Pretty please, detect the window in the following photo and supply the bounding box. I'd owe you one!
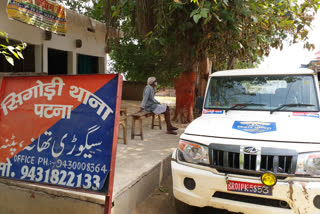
[77,54,98,74]
[48,48,68,75]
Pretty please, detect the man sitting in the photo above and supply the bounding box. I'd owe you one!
[140,77,178,135]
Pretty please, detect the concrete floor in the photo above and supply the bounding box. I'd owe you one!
[111,100,186,214]
[114,100,184,197]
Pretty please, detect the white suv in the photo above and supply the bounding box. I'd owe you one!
[172,68,320,214]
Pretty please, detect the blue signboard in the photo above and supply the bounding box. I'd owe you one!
[0,74,122,194]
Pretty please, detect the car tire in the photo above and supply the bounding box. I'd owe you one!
[174,198,196,214]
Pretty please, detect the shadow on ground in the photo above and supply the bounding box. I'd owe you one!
[132,175,240,214]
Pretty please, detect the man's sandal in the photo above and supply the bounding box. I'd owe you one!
[166,130,177,135]
[170,126,178,131]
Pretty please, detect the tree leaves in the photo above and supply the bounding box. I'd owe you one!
[190,1,211,23]
[190,8,199,17]
[105,0,320,86]
[190,0,199,6]
[0,31,26,66]
[193,14,202,23]
[200,8,209,18]
[5,56,14,66]
[186,0,320,69]
[54,0,107,22]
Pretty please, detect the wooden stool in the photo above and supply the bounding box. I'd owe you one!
[152,114,162,129]
[118,116,127,144]
[120,107,127,128]
[131,111,162,140]
[118,107,127,144]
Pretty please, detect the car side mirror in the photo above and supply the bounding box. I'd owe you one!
[195,96,204,112]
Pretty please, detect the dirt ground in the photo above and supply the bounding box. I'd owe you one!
[132,175,236,214]
[132,175,178,214]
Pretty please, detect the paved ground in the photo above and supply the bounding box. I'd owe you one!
[113,99,187,198]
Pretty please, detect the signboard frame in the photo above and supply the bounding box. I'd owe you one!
[104,74,122,214]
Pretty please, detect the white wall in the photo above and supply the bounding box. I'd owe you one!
[0,1,109,74]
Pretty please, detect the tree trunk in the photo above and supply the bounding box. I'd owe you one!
[227,55,235,70]
[173,71,196,124]
[196,57,212,97]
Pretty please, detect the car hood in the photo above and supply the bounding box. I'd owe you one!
[185,111,320,144]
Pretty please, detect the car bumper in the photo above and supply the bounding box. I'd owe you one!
[172,159,320,214]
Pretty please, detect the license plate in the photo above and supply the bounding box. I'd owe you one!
[227,180,272,196]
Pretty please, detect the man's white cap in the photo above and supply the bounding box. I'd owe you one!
[147,77,156,85]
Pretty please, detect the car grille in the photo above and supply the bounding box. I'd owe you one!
[209,144,298,176]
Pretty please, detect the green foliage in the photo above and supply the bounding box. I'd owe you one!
[109,39,183,86]
[0,31,27,66]
[190,0,199,6]
[88,0,106,22]
[109,0,320,77]
[186,0,320,70]
[107,1,183,86]
[108,27,183,86]
[54,0,106,22]
[58,0,320,84]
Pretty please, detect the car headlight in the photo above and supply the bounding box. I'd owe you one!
[296,152,320,176]
[178,140,209,165]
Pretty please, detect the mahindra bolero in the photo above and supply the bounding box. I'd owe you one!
[171,68,320,214]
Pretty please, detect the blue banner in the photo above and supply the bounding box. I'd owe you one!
[232,121,276,134]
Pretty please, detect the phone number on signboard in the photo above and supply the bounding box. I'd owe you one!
[55,159,108,174]
[20,165,101,190]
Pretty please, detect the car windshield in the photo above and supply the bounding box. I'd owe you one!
[204,75,319,112]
